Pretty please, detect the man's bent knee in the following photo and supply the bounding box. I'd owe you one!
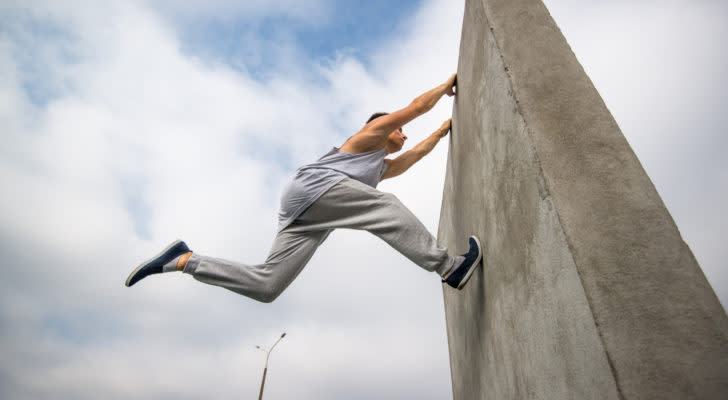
[252,282,286,303]
[251,290,280,303]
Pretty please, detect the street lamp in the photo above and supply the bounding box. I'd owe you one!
[256,332,286,400]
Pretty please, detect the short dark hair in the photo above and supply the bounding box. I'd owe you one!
[366,112,389,124]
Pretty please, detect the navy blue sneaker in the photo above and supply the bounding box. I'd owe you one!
[442,236,482,289]
[125,240,191,287]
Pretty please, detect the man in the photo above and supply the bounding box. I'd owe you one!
[125,74,482,302]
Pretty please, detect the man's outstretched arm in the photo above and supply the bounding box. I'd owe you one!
[347,74,457,153]
[381,118,452,180]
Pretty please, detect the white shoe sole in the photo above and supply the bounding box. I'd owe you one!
[457,236,483,290]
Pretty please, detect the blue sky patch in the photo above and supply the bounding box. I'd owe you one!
[1,10,82,107]
[173,0,423,81]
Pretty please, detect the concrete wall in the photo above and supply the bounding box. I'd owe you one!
[438,0,728,399]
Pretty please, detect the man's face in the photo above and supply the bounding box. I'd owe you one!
[386,127,407,152]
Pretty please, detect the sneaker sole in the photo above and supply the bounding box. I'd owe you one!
[457,236,483,290]
[125,239,183,287]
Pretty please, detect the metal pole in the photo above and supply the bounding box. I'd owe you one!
[257,333,286,400]
[258,366,267,400]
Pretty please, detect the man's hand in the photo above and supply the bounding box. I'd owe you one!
[444,74,457,97]
[436,118,452,138]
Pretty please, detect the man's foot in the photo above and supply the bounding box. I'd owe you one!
[125,240,191,287]
[442,236,482,289]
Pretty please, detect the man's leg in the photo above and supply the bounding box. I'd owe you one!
[289,178,460,277]
[182,229,331,303]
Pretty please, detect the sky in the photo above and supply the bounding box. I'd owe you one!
[0,0,726,399]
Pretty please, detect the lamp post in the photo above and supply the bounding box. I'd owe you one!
[256,332,286,400]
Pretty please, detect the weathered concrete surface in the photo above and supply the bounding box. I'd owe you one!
[438,0,728,399]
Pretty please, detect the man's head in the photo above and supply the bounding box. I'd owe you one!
[367,112,407,153]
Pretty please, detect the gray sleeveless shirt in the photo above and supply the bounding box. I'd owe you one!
[277,147,388,231]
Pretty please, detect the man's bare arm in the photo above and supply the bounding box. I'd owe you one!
[381,119,452,180]
[345,74,457,152]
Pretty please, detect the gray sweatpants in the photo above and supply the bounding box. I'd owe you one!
[184,177,456,303]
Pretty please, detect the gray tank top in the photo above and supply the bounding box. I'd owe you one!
[277,147,388,231]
